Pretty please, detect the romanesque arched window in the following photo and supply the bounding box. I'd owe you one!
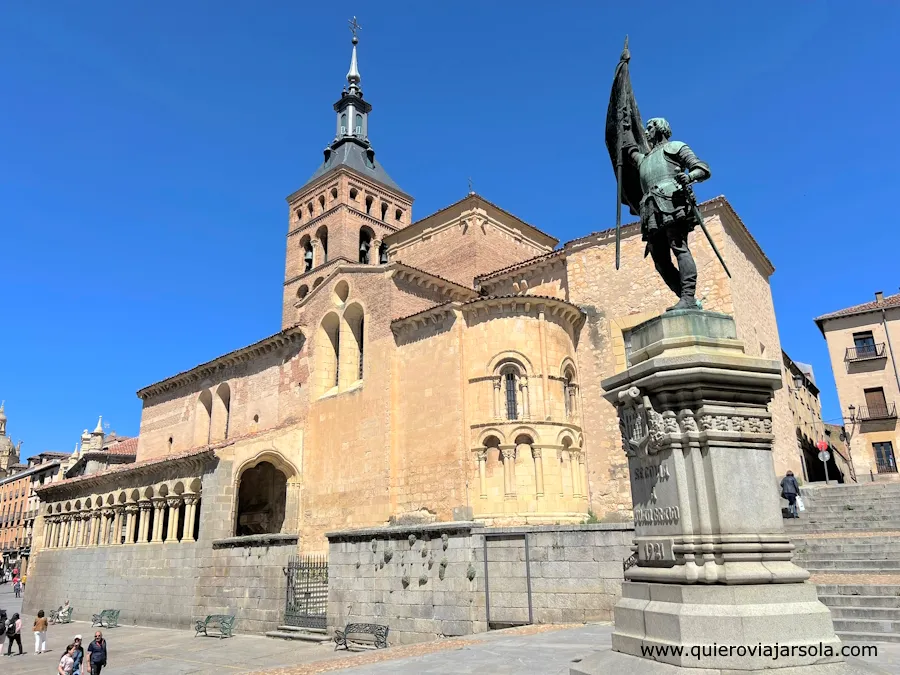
[300,235,313,272]
[380,202,388,221]
[379,241,388,264]
[236,461,287,536]
[563,364,578,421]
[315,225,328,263]
[318,195,325,212]
[365,195,374,215]
[343,303,365,384]
[359,227,373,264]
[502,365,520,420]
[195,390,212,446]
[318,313,341,394]
[211,383,231,442]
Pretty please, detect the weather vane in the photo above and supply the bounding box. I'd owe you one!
[348,16,362,40]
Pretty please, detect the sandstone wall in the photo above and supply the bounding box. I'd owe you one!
[326,522,632,646]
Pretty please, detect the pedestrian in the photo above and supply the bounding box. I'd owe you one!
[86,630,107,675]
[58,643,76,675]
[5,612,23,656]
[72,636,84,675]
[13,577,21,598]
[781,470,801,519]
[33,610,48,655]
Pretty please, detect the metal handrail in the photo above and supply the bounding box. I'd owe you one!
[845,343,887,362]
[856,402,898,421]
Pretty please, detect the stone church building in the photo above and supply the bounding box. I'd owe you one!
[26,35,798,631]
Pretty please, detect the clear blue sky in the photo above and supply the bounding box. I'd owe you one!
[2,2,898,456]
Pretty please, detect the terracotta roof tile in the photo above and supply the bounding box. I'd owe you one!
[474,249,566,284]
[815,292,900,325]
[102,437,138,456]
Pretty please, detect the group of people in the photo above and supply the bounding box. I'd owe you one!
[1,567,24,598]
[2,610,107,674]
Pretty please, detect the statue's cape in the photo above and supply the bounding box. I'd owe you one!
[605,52,649,216]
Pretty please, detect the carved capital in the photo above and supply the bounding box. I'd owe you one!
[182,493,200,506]
[166,497,182,509]
[125,504,140,515]
[531,447,542,459]
[138,500,153,512]
[475,450,487,463]
[102,507,114,518]
[151,497,166,510]
[501,447,515,461]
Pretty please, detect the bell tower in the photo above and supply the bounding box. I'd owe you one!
[281,18,413,328]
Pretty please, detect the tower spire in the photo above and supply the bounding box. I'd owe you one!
[347,16,362,93]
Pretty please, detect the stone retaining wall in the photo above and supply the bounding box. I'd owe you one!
[326,521,633,645]
[23,536,295,633]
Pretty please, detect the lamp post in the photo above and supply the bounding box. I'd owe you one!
[839,404,860,483]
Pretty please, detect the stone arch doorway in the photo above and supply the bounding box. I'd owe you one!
[234,453,300,536]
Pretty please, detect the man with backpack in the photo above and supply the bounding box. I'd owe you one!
[5,612,23,656]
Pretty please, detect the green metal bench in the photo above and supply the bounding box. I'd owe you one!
[53,606,74,624]
[91,609,120,628]
[194,614,236,638]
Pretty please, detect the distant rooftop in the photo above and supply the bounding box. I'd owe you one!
[814,291,900,333]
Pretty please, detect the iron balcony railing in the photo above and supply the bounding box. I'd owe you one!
[845,343,887,362]
[856,402,898,421]
[877,460,898,474]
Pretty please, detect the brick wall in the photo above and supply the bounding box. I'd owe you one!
[326,522,632,645]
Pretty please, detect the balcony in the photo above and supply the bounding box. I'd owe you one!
[845,343,887,362]
[856,402,898,421]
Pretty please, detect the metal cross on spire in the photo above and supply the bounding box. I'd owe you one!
[348,16,362,41]
[468,177,474,195]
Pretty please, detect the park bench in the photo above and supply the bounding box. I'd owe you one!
[333,622,389,651]
[194,614,236,638]
[91,609,120,628]
[53,606,74,624]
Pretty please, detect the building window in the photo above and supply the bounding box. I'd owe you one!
[340,113,347,135]
[874,442,897,474]
[563,366,577,420]
[236,461,287,536]
[864,387,889,417]
[355,113,362,135]
[379,242,388,264]
[301,235,313,272]
[503,368,519,420]
[359,228,372,264]
[854,331,877,357]
[365,195,373,215]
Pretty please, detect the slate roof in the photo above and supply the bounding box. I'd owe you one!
[814,292,900,327]
[301,139,405,196]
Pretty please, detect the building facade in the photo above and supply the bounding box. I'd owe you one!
[816,291,900,480]
[25,34,800,632]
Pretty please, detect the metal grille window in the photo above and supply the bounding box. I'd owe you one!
[505,370,519,420]
[875,441,897,474]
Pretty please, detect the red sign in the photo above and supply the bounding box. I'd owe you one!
[816,440,829,451]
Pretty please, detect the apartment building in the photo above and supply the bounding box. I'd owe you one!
[816,290,900,480]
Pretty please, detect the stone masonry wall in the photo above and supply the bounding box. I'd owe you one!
[327,522,632,646]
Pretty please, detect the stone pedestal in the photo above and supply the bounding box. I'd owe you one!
[575,310,863,673]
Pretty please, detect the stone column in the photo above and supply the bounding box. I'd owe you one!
[501,447,516,497]
[582,309,842,673]
[100,508,113,546]
[166,497,182,542]
[182,494,199,542]
[493,378,502,419]
[370,239,381,265]
[125,504,138,544]
[138,500,152,543]
[151,498,166,542]
[519,377,530,419]
[578,450,588,500]
[46,518,57,549]
[532,447,544,497]
[311,239,322,268]
[569,450,582,498]
[476,451,487,499]
[112,505,124,545]
[92,511,103,546]
[64,516,74,548]
[78,512,89,546]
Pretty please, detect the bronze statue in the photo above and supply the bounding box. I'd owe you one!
[606,40,728,311]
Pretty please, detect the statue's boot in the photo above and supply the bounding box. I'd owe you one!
[666,296,701,311]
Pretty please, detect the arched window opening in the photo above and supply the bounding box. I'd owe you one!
[503,366,519,420]
[307,203,314,217]
[563,366,577,420]
[295,207,303,222]
[330,187,338,200]
[297,285,309,301]
[355,113,363,135]
[365,195,373,215]
[343,304,365,384]
[340,113,347,135]
[195,390,213,446]
[167,437,173,452]
[359,228,373,264]
[379,241,388,264]
[395,209,402,222]
[318,195,325,212]
[380,202,388,221]
[313,277,324,289]
[211,383,231,442]
[301,235,313,272]
[235,461,288,536]
[349,187,358,201]
[315,226,328,263]
[318,313,341,394]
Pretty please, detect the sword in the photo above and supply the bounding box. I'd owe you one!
[683,181,731,278]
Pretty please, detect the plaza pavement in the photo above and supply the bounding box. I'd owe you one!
[4,585,900,674]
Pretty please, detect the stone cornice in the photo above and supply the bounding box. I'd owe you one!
[136,327,305,400]
[391,302,459,335]
[286,204,342,238]
[461,295,583,327]
[36,448,216,501]
[285,165,413,205]
[475,250,567,292]
[388,264,477,302]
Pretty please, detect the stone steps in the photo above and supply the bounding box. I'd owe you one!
[796,551,900,560]
[820,594,900,609]
[833,618,900,635]
[264,626,332,643]
[829,606,900,620]
[834,631,900,644]
[817,584,900,596]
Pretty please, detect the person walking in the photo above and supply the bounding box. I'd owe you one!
[58,643,76,675]
[781,470,801,519]
[72,636,84,675]
[12,577,21,598]
[86,631,107,675]
[33,610,48,655]
[5,612,23,656]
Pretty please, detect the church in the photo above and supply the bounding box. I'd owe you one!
[25,32,799,632]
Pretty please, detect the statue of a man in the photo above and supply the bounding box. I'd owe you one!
[626,118,711,311]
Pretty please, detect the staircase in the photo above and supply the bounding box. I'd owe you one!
[790,482,900,643]
[265,625,332,643]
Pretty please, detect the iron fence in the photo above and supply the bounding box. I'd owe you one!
[845,344,887,362]
[856,403,897,421]
[283,554,328,630]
